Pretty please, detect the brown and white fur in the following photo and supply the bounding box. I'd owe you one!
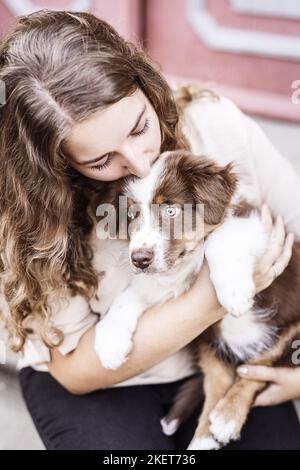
[88,150,300,449]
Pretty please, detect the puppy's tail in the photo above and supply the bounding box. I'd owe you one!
[160,374,203,436]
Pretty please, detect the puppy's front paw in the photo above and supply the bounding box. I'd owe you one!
[216,278,255,318]
[94,318,133,370]
[187,435,220,450]
[209,401,241,446]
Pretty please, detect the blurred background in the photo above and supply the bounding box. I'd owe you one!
[0,0,299,449]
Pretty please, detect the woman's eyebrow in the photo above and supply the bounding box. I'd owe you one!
[77,104,147,166]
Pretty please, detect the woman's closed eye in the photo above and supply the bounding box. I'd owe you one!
[90,153,113,171]
[90,118,150,171]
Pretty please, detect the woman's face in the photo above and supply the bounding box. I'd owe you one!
[63,87,162,181]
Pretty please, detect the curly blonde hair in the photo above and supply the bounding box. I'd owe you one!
[0,9,218,352]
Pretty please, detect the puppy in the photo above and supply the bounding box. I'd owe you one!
[88,150,300,449]
[89,149,236,368]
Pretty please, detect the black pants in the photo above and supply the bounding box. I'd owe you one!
[18,367,300,450]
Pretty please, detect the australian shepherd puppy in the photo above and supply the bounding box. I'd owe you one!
[88,149,300,450]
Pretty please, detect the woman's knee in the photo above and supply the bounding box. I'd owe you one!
[18,368,176,450]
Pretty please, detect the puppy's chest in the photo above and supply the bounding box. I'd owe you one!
[209,311,276,363]
[130,268,198,307]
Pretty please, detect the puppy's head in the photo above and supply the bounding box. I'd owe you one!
[94,150,237,274]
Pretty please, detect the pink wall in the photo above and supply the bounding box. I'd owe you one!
[145,0,300,122]
[1,0,299,121]
[0,0,142,42]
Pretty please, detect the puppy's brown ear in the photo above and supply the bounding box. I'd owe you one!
[178,153,238,225]
[193,159,237,225]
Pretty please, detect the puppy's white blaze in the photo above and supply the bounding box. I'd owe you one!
[129,198,159,246]
[160,418,179,436]
[126,156,166,206]
[130,226,161,249]
[127,158,170,272]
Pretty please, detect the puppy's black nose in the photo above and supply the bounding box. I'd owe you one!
[131,249,154,269]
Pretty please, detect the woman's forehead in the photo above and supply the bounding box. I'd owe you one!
[64,88,146,161]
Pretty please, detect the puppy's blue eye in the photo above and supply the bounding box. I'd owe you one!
[164,206,180,218]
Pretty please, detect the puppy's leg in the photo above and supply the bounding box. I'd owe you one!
[160,375,204,437]
[187,345,235,450]
[205,213,268,317]
[209,377,266,446]
[209,322,300,446]
[94,285,144,370]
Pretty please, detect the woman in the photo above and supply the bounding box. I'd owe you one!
[0,10,299,450]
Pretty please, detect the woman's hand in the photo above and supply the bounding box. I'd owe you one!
[237,365,300,406]
[253,204,295,294]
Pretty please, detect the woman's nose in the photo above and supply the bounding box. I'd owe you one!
[122,144,151,178]
[129,160,151,178]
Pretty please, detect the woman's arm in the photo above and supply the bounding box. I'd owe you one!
[48,260,225,394]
